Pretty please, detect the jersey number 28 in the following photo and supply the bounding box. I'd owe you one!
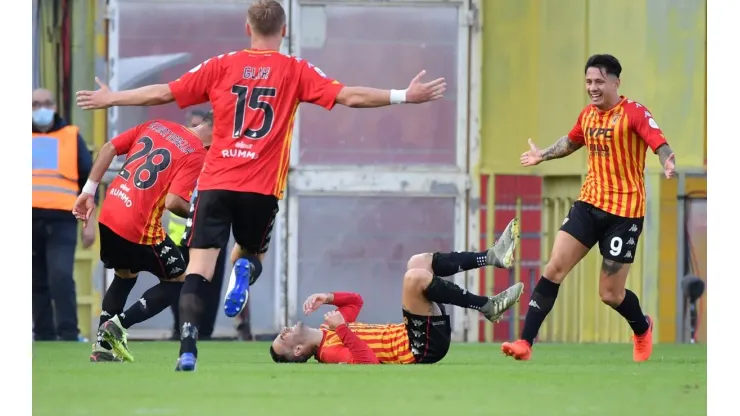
[118,136,172,189]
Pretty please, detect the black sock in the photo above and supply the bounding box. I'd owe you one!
[430,252,489,277]
[613,289,650,335]
[423,275,489,309]
[179,274,208,357]
[119,282,183,329]
[521,277,560,346]
[98,275,137,349]
[244,254,263,284]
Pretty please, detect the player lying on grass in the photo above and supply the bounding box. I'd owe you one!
[73,113,211,362]
[269,218,522,364]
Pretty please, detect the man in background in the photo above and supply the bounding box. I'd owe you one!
[185,109,208,128]
[168,109,226,341]
[32,88,97,341]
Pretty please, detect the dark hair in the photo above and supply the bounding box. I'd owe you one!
[248,0,286,36]
[201,110,214,126]
[584,54,622,78]
[269,345,311,363]
[269,345,290,363]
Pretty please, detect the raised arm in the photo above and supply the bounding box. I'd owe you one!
[102,84,174,107]
[303,292,365,323]
[77,56,218,110]
[328,292,364,323]
[319,311,380,364]
[540,136,585,161]
[76,78,174,109]
[296,60,445,110]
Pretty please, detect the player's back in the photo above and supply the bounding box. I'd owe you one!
[175,49,342,197]
[100,120,206,245]
[319,322,416,364]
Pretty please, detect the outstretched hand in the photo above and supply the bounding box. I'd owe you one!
[405,70,446,104]
[520,139,544,167]
[76,77,112,110]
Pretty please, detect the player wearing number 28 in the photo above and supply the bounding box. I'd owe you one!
[76,0,447,371]
[72,114,212,363]
[501,54,677,363]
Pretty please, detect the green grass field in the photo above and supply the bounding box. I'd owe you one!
[32,342,706,416]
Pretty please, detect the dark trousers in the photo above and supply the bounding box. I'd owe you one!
[32,218,80,341]
[170,245,226,339]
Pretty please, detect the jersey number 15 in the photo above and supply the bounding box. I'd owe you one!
[231,85,277,140]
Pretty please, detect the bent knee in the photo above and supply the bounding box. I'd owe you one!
[407,253,433,271]
[166,273,186,283]
[114,269,138,279]
[599,288,625,307]
[230,244,265,264]
[403,269,433,291]
[543,260,569,283]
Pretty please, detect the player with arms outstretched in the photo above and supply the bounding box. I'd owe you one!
[76,0,446,371]
[270,219,522,364]
[73,113,212,362]
[501,54,676,362]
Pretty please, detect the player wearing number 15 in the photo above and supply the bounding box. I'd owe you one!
[72,115,211,362]
[75,0,446,371]
[501,54,677,363]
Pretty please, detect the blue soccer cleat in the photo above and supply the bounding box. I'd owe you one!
[175,353,197,372]
[223,258,252,318]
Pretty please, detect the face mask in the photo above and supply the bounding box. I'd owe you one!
[32,107,55,126]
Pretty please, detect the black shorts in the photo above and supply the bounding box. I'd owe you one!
[99,223,186,280]
[403,306,451,364]
[185,189,278,253]
[560,200,644,264]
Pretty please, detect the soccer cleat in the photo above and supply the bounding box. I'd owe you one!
[481,282,524,323]
[487,218,520,269]
[175,353,197,372]
[99,315,134,362]
[501,339,532,361]
[223,258,252,318]
[89,343,123,363]
[632,315,654,362]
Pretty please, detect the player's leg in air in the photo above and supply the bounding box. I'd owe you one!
[407,217,523,325]
[175,191,276,371]
[501,203,593,361]
[503,201,653,362]
[402,255,524,364]
[597,220,653,362]
[91,231,187,362]
[222,242,265,318]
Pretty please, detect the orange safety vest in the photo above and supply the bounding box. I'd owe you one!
[32,125,80,211]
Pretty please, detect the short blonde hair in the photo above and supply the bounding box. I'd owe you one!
[247,0,286,37]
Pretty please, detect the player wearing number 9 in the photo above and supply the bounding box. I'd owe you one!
[502,54,677,364]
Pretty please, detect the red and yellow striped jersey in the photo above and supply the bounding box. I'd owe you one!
[317,322,416,364]
[99,120,206,245]
[568,97,668,218]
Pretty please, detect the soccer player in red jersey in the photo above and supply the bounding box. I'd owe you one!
[269,219,523,364]
[75,0,446,371]
[501,54,677,363]
[72,113,212,363]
